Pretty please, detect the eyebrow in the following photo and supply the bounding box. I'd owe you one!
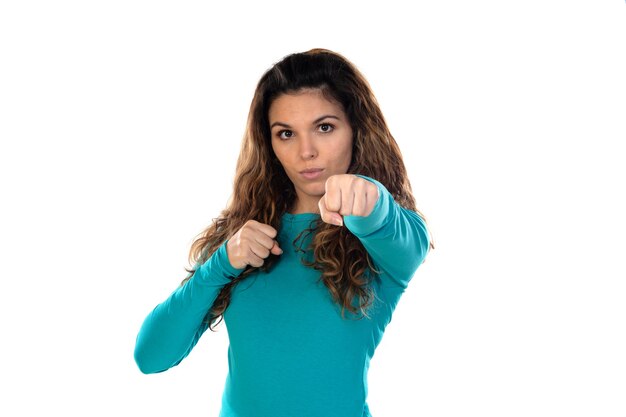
[270,114,341,130]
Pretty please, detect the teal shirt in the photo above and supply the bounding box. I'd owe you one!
[134,176,431,417]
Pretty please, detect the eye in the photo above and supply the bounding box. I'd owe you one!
[318,123,334,133]
[277,130,293,140]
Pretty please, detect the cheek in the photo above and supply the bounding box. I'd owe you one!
[271,143,286,166]
[273,148,295,174]
[276,151,292,169]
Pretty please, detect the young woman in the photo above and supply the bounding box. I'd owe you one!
[134,48,434,417]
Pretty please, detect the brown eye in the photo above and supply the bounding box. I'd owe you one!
[319,123,334,133]
[278,130,293,140]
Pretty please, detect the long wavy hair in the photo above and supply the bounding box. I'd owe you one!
[182,48,433,330]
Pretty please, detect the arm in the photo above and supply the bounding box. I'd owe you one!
[133,241,244,374]
[344,175,431,288]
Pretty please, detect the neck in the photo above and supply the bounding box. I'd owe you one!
[289,198,320,215]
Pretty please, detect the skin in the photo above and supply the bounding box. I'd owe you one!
[226,88,379,270]
[268,88,354,215]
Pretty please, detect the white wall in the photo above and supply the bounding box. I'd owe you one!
[1,1,625,416]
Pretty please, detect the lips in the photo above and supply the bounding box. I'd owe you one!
[300,168,323,174]
[299,168,324,180]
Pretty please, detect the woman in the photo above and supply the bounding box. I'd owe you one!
[134,48,433,417]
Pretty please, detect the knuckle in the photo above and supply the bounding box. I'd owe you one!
[243,219,257,230]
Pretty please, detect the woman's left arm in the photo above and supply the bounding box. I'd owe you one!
[319,174,431,288]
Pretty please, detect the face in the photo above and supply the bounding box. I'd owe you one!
[268,88,353,214]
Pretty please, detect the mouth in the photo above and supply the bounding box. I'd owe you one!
[299,168,324,180]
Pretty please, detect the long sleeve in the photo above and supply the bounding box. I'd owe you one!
[134,240,245,374]
[344,175,431,288]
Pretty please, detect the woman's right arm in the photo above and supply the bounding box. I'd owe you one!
[133,240,244,374]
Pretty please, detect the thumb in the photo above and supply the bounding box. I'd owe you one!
[270,240,283,255]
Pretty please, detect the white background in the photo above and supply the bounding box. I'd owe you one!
[1,1,625,416]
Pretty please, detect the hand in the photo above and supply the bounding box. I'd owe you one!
[318,174,379,227]
[226,220,283,269]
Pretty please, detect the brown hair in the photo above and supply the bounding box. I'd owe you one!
[182,48,433,329]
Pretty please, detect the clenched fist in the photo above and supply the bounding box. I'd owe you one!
[226,220,283,269]
[318,174,379,227]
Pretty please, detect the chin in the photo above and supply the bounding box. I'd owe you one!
[309,183,326,194]
[297,183,325,198]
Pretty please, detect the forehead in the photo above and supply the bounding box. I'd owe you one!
[268,89,345,122]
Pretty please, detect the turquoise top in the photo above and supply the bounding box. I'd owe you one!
[134,176,431,417]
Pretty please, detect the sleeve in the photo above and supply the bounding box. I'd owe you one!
[133,240,245,374]
[343,175,431,288]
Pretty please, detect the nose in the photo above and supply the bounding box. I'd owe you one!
[299,134,318,160]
